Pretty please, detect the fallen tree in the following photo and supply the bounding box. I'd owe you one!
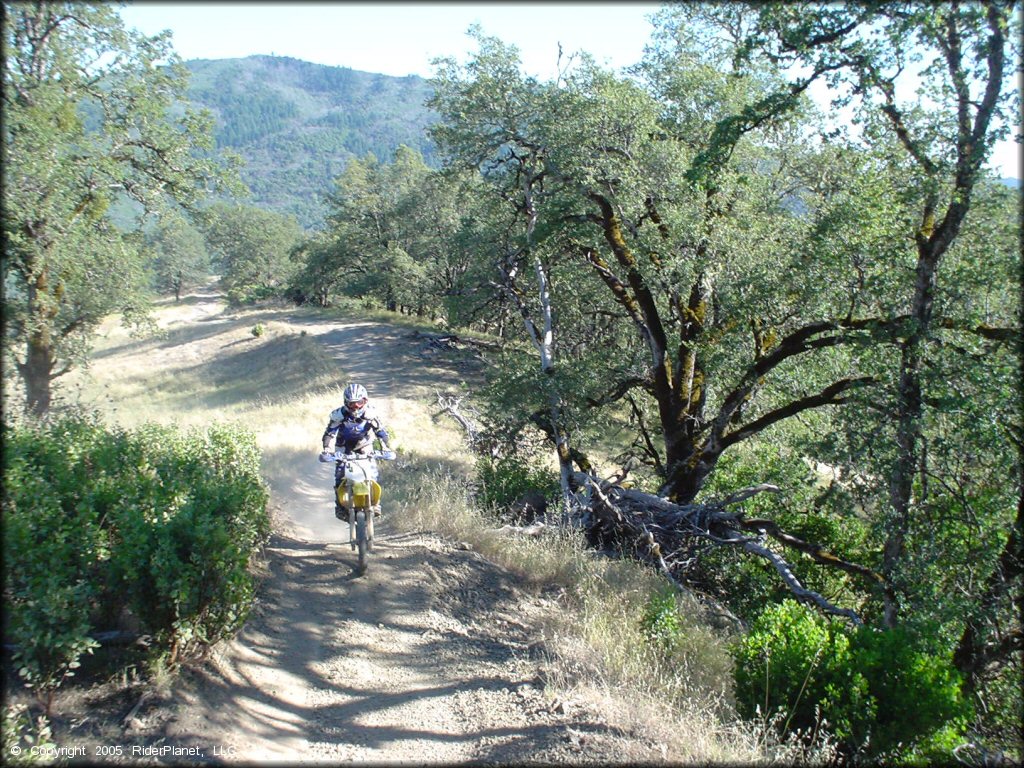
[436,392,890,625]
[573,471,896,625]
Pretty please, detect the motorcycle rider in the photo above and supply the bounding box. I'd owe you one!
[320,382,392,519]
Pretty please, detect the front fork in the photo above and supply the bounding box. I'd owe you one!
[340,487,374,549]
[348,501,356,549]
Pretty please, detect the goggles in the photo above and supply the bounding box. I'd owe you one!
[346,398,367,409]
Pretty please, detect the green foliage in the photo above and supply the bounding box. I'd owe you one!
[199,201,304,304]
[312,145,467,317]
[143,210,211,300]
[1,414,270,699]
[476,451,560,511]
[2,2,238,414]
[975,660,1024,758]
[1,703,55,765]
[695,436,874,623]
[641,589,685,652]
[251,323,266,337]
[733,600,973,762]
[287,232,343,306]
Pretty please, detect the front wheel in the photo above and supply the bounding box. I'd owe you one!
[355,510,368,572]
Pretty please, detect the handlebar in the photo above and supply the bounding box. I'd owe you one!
[319,450,396,463]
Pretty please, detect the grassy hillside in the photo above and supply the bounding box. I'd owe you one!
[185,55,438,229]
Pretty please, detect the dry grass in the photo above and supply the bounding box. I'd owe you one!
[387,461,768,763]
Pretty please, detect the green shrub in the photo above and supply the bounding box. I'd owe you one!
[476,452,560,511]
[733,600,972,762]
[2,414,270,700]
[641,588,684,652]
[2,442,101,707]
[1,703,56,765]
[227,284,278,306]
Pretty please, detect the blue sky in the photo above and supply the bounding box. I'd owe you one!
[118,2,1019,178]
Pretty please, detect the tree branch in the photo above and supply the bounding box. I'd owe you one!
[584,376,651,407]
[736,535,863,624]
[736,515,893,602]
[720,375,877,450]
[626,393,664,476]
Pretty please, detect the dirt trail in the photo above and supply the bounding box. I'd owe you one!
[72,290,655,765]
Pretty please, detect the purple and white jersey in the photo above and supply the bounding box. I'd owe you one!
[323,403,389,453]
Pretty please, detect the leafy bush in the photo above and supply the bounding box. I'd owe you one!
[732,600,972,762]
[2,414,270,701]
[1,703,55,765]
[476,452,560,512]
[641,589,685,652]
[227,284,280,306]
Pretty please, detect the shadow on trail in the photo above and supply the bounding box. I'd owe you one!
[90,305,470,411]
[150,291,224,309]
[153,436,584,761]
[159,528,576,761]
[116,290,575,760]
[90,329,333,413]
[89,317,238,361]
[292,320,471,395]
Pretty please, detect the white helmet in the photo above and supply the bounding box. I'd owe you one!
[343,382,368,417]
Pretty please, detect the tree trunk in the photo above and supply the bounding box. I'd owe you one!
[953,466,1024,695]
[24,330,55,416]
[663,449,717,505]
[877,2,1007,628]
[882,247,938,626]
[22,272,58,416]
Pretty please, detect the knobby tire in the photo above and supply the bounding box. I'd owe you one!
[356,510,368,572]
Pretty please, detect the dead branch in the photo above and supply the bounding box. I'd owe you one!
[122,691,154,728]
[737,536,862,624]
[736,516,894,607]
[413,330,500,355]
[493,521,548,536]
[574,471,878,624]
[435,391,496,457]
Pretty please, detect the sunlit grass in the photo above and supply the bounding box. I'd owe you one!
[70,308,332,416]
[387,458,766,763]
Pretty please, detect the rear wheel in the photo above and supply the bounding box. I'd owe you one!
[355,510,368,572]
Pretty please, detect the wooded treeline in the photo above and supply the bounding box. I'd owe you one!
[3,1,1020,762]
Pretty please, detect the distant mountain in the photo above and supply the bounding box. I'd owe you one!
[179,56,1021,229]
[184,55,438,229]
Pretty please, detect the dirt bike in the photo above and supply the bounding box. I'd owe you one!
[320,449,396,573]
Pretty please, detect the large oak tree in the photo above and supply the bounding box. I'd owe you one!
[2,2,235,414]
